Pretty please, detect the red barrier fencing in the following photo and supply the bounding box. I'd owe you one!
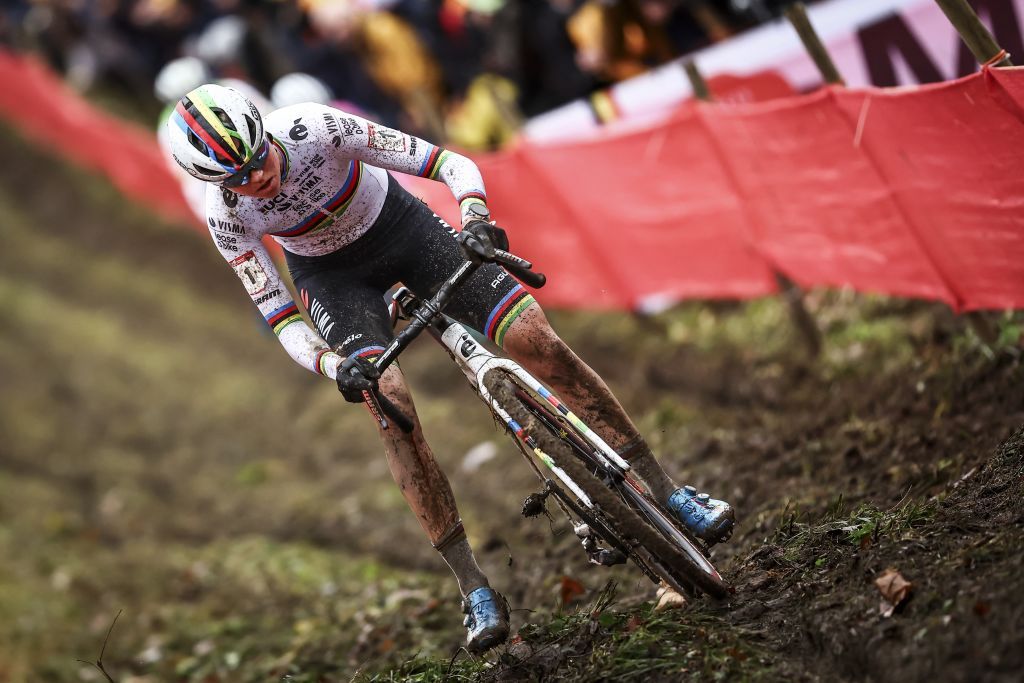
[0,51,195,227]
[2,49,1022,311]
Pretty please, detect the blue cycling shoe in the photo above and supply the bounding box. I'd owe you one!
[667,485,735,546]
[462,586,510,653]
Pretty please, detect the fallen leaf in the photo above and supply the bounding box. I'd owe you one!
[875,568,912,617]
[973,601,991,617]
[559,576,586,606]
[655,584,688,612]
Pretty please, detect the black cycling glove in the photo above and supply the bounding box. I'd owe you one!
[457,219,509,262]
[336,355,381,403]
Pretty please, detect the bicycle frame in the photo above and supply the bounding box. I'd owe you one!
[372,255,725,594]
[426,312,631,503]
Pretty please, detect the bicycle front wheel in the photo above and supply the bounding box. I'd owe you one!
[484,371,730,600]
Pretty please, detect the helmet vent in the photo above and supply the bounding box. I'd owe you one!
[212,107,237,131]
[244,115,257,146]
[187,127,233,166]
[192,164,222,177]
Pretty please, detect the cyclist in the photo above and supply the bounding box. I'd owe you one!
[165,83,734,652]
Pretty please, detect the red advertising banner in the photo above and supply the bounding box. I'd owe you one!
[1,49,1022,312]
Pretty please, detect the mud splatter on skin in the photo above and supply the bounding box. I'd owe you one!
[376,365,461,545]
[503,303,644,451]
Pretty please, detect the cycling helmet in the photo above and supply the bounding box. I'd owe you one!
[154,56,211,105]
[270,72,334,108]
[167,83,265,183]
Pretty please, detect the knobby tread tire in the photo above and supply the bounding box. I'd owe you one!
[485,372,729,600]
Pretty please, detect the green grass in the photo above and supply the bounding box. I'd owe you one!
[767,494,936,572]
[2,123,1020,682]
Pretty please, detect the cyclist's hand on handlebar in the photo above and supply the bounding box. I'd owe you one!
[457,219,509,263]
[336,355,381,403]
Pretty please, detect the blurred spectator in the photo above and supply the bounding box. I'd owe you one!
[271,71,334,108]
[2,0,798,150]
[568,0,720,83]
[487,0,598,118]
[154,54,211,105]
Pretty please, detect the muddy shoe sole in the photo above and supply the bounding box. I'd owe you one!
[467,624,509,653]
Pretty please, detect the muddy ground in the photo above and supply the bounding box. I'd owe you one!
[0,125,1021,682]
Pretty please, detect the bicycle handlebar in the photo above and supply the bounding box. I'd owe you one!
[366,250,545,433]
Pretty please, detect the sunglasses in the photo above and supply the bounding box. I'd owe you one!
[221,136,272,188]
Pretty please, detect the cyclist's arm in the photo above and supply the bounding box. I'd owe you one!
[326,107,488,224]
[210,227,343,379]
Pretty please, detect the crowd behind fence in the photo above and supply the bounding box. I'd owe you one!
[0,0,809,149]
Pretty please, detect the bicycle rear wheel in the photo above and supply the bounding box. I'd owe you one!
[484,372,730,600]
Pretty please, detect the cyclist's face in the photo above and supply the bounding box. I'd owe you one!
[225,140,282,199]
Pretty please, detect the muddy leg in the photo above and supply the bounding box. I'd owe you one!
[376,365,489,596]
[501,303,679,502]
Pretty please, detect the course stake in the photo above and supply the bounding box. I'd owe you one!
[785,3,845,85]
[934,0,1013,67]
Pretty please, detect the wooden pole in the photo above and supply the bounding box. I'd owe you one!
[683,59,822,357]
[934,0,1013,66]
[784,3,845,85]
[684,61,711,102]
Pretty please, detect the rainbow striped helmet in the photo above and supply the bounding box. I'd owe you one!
[167,83,265,183]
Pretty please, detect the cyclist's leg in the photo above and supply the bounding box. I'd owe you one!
[500,304,735,542]
[380,197,676,495]
[498,302,679,500]
[292,267,489,597]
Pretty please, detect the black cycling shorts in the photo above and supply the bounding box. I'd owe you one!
[285,174,536,362]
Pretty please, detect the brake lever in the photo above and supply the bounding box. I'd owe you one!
[493,249,546,288]
[361,389,389,429]
[364,388,415,434]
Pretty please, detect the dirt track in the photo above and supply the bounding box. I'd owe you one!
[0,125,1022,682]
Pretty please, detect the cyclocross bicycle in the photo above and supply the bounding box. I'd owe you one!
[360,250,730,600]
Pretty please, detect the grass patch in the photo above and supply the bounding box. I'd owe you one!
[766,494,936,572]
[355,582,773,682]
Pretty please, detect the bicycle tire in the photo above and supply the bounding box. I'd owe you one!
[484,372,730,600]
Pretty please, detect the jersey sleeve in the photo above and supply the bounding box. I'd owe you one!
[205,204,343,380]
[325,107,488,223]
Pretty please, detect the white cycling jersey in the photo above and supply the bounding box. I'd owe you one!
[203,102,489,380]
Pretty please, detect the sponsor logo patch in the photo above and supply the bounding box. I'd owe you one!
[323,114,342,148]
[221,187,239,208]
[230,250,269,296]
[289,118,309,141]
[301,289,336,339]
[215,233,238,252]
[340,117,363,137]
[253,288,281,306]
[208,217,245,234]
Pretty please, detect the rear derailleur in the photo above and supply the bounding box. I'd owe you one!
[573,523,626,567]
[520,485,626,567]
